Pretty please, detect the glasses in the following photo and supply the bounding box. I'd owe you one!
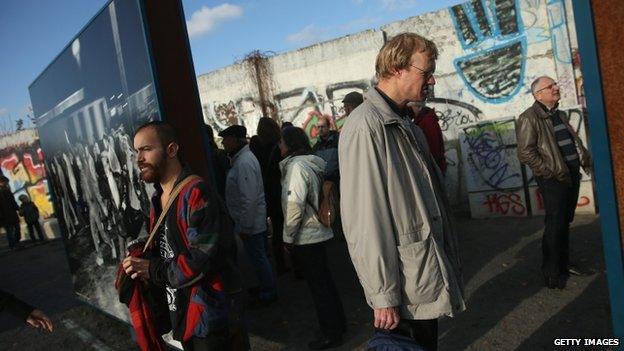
[535,82,558,93]
[316,125,329,129]
[410,64,435,79]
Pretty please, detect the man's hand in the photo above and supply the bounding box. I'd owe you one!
[26,309,53,332]
[373,306,400,330]
[238,232,250,240]
[122,256,151,280]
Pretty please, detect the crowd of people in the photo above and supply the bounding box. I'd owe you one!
[1,32,593,351]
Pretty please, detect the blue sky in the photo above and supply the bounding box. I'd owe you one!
[0,0,463,130]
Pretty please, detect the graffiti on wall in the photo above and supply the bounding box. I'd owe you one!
[469,189,528,217]
[548,0,572,64]
[450,0,527,103]
[0,137,54,218]
[429,98,484,139]
[461,118,528,218]
[425,98,484,204]
[203,79,372,141]
[460,118,523,192]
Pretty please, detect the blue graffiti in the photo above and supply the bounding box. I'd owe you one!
[463,125,521,190]
[450,0,527,104]
[547,0,572,64]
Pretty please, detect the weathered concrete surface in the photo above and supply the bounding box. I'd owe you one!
[0,214,612,350]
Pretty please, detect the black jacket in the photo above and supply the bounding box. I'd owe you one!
[0,289,34,321]
[312,131,340,182]
[19,202,40,224]
[0,188,19,226]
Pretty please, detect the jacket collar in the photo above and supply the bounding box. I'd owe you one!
[317,130,338,144]
[231,144,250,163]
[533,100,559,119]
[365,87,406,125]
[152,165,193,199]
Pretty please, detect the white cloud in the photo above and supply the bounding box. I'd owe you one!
[186,4,243,38]
[286,25,328,45]
[354,0,364,4]
[380,0,418,11]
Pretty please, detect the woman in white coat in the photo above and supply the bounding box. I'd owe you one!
[279,126,347,350]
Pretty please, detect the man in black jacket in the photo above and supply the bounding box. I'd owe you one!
[312,115,340,182]
[0,176,21,250]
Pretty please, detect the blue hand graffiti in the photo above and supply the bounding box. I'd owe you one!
[450,0,527,104]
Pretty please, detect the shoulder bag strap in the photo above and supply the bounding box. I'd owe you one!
[143,175,201,252]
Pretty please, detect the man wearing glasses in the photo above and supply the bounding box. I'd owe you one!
[517,76,592,290]
[338,33,465,351]
[313,115,340,182]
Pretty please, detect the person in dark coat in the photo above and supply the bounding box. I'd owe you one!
[204,124,230,200]
[250,117,290,275]
[19,195,45,242]
[312,115,340,182]
[0,289,53,332]
[312,115,344,240]
[0,176,21,250]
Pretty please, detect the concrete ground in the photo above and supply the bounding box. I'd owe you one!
[0,214,614,350]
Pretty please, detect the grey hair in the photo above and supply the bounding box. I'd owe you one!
[531,76,552,95]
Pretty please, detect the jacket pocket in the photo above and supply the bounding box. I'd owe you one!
[184,286,228,340]
[397,237,444,305]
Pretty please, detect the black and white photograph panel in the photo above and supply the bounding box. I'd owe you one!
[29,0,160,320]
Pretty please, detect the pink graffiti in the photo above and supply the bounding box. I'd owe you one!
[482,192,526,215]
[1,154,19,174]
[23,152,45,182]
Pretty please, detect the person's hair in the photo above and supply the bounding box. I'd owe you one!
[0,175,8,183]
[135,121,180,149]
[281,127,312,157]
[19,194,29,201]
[281,121,293,130]
[531,76,551,95]
[375,32,439,80]
[256,117,281,145]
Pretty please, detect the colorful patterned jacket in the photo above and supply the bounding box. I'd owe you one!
[147,168,239,342]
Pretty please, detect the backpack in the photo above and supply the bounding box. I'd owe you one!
[306,169,339,228]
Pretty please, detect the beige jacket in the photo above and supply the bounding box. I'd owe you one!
[517,101,591,181]
[280,154,333,245]
[338,88,465,320]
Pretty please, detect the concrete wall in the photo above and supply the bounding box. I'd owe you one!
[0,128,55,219]
[196,0,593,217]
